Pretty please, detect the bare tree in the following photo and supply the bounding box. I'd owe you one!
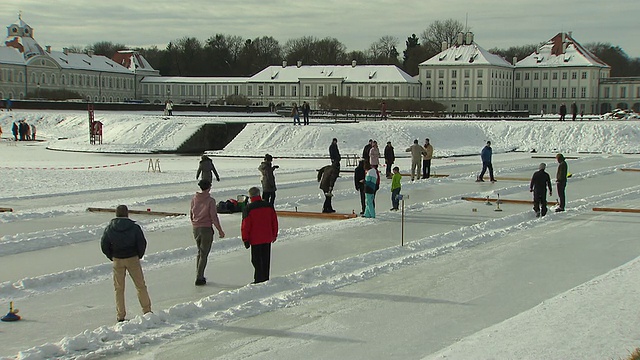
[420,19,465,55]
[368,35,400,65]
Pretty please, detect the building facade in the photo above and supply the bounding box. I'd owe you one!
[2,17,639,114]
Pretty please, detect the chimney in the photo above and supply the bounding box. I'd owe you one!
[282,60,287,68]
[513,56,518,66]
[456,32,464,46]
[465,32,474,45]
[441,41,448,52]
[88,50,94,57]
[561,33,566,53]
[45,45,51,53]
[296,60,302,68]
[351,59,357,67]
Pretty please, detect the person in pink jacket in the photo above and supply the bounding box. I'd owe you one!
[369,140,380,167]
[190,179,225,286]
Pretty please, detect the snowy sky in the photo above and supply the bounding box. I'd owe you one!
[6,0,640,57]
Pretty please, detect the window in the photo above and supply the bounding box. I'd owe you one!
[581,87,586,98]
[305,85,311,97]
[247,86,253,96]
[358,86,363,97]
[280,85,285,97]
[318,85,324,97]
[346,86,351,97]
[394,86,400,97]
[571,72,577,79]
[464,69,470,78]
[604,87,610,98]
[381,86,387,97]
[269,85,274,96]
[370,86,375,97]
[291,86,297,97]
[543,72,549,80]
[571,87,576,98]
[258,85,264,96]
[524,88,529,98]
[621,87,627,98]
[515,88,520,98]
[438,81,444,97]
[477,70,483,78]
[581,72,587,79]
[561,87,567,98]
[543,87,548,98]
[534,72,539,80]
[451,81,457,97]
[425,70,432,78]
[552,72,558,80]
[425,81,431,97]
[562,72,568,80]
[451,70,457,78]
[234,86,239,95]
[516,73,521,81]
[552,87,558,98]
[332,86,337,95]
[438,70,444,78]
[524,73,530,80]
[533,88,539,98]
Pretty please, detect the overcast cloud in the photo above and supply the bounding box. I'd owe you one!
[6,0,640,57]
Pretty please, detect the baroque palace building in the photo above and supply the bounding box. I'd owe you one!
[1,16,639,113]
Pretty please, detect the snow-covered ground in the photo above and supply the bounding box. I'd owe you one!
[1,110,640,360]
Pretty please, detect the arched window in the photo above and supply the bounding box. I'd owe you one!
[51,74,56,85]
[18,72,23,82]
[41,73,46,85]
[61,75,66,85]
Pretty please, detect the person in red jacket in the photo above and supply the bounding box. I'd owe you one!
[241,186,279,284]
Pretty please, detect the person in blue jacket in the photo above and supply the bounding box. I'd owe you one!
[477,141,496,182]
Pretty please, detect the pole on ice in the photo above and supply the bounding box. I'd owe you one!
[495,193,503,212]
[399,194,408,246]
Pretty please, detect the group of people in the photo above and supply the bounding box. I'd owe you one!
[291,101,311,125]
[100,154,279,322]
[559,102,580,121]
[529,153,568,216]
[10,120,36,141]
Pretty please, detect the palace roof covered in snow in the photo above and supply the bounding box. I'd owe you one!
[516,32,610,68]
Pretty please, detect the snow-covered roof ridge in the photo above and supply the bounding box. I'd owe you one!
[420,42,513,68]
[249,64,420,84]
[517,32,610,68]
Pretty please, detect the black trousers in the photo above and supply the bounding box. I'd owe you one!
[385,162,393,177]
[557,181,567,210]
[422,159,431,178]
[251,243,271,283]
[323,194,334,212]
[532,190,548,216]
[262,191,276,206]
[359,187,366,213]
[479,161,494,180]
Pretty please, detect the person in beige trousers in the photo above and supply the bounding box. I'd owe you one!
[406,139,426,181]
[101,205,152,322]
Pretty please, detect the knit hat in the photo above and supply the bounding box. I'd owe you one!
[539,163,546,170]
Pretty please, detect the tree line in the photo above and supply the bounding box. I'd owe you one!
[70,19,640,78]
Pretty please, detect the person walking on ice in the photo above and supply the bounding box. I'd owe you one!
[477,141,496,182]
[242,187,279,284]
[530,163,552,217]
[406,139,426,182]
[555,153,568,212]
[196,155,220,183]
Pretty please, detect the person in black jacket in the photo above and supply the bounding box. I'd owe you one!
[530,163,552,217]
[329,138,341,170]
[101,205,152,322]
[318,163,339,213]
[384,141,395,179]
[362,139,373,164]
[354,160,366,215]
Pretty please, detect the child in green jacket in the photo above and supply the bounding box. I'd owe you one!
[391,167,402,210]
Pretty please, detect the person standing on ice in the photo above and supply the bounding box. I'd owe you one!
[384,141,395,179]
[329,137,341,170]
[354,160,366,215]
[291,103,301,125]
[196,155,220,183]
[100,205,152,322]
[258,154,278,206]
[242,186,278,284]
[405,139,426,182]
[190,179,226,286]
[11,122,18,141]
[369,140,380,168]
[571,102,578,121]
[530,163,552,217]
[555,153,568,212]
[318,163,339,213]
[362,139,373,164]
[559,103,567,121]
[363,162,380,218]
[302,101,311,125]
[390,166,402,211]
[422,138,434,179]
[477,141,496,182]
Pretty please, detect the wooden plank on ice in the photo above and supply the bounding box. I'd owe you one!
[461,197,558,206]
[277,210,357,220]
[87,207,186,217]
[592,207,640,213]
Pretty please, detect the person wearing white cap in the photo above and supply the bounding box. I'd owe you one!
[530,163,552,217]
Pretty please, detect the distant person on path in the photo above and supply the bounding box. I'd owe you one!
[5,98,12,111]
[318,163,339,213]
[364,162,380,218]
[100,205,152,322]
[190,179,226,286]
[559,103,567,121]
[12,122,18,140]
[31,124,36,141]
[18,121,26,141]
[354,160,366,215]
[422,138,434,179]
[242,186,279,284]
[258,154,278,206]
[291,104,301,125]
[384,141,395,179]
[477,141,496,182]
[390,166,402,211]
[369,140,380,168]
[555,153,568,212]
[329,138,341,170]
[196,155,220,183]
[380,101,388,120]
[302,101,311,125]
[530,163,552,217]
[165,100,173,116]
[571,102,578,121]
[24,123,31,141]
[406,139,426,181]
[362,139,373,163]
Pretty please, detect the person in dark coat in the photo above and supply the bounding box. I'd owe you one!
[196,155,220,183]
[101,205,152,322]
[384,141,395,179]
[258,154,278,206]
[530,163,552,217]
[329,138,341,170]
[477,141,495,182]
[11,122,18,141]
[362,139,373,163]
[241,187,278,284]
[559,103,567,121]
[571,102,578,121]
[318,163,339,213]
[354,160,366,215]
[555,153,568,212]
[302,101,311,125]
